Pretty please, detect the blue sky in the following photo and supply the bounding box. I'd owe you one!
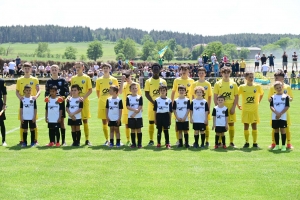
[1,0,299,36]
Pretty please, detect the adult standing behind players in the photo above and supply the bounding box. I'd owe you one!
[15,56,21,67]
[292,52,298,71]
[8,60,16,78]
[260,54,267,67]
[282,51,288,71]
[203,53,209,64]
[254,52,261,72]
[198,56,203,67]
[0,77,7,146]
[267,53,275,72]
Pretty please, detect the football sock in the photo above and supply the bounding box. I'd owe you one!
[149,124,154,141]
[116,139,120,144]
[137,133,142,146]
[252,130,257,144]
[103,124,109,140]
[30,130,35,144]
[61,128,66,144]
[194,134,199,144]
[0,121,6,142]
[76,131,81,145]
[55,128,60,143]
[34,127,38,141]
[23,132,28,143]
[205,125,209,143]
[83,123,89,140]
[229,126,234,143]
[274,132,279,145]
[71,132,76,143]
[201,134,205,146]
[163,129,169,144]
[271,129,275,144]
[20,128,23,142]
[125,127,130,142]
[176,131,179,140]
[50,129,55,143]
[222,136,226,146]
[281,134,286,146]
[157,127,162,144]
[286,126,291,145]
[215,135,218,145]
[184,133,189,145]
[244,130,250,143]
[110,139,114,145]
[179,139,183,146]
[131,133,136,145]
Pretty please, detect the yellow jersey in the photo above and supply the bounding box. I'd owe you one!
[172,77,195,100]
[144,77,167,103]
[96,76,119,109]
[70,74,92,97]
[238,84,264,112]
[240,61,246,69]
[268,83,293,99]
[122,81,142,114]
[191,80,212,102]
[213,79,238,104]
[16,76,39,96]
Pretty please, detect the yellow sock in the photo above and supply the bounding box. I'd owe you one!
[149,124,154,141]
[218,134,222,143]
[176,131,179,140]
[252,130,257,144]
[271,129,275,144]
[84,123,89,140]
[103,124,108,140]
[35,127,38,141]
[244,130,250,143]
[205,125,209,143]
[229,126,234,143]
[286,126,291,145]
[20,128,23,141]
[125,128,130,142]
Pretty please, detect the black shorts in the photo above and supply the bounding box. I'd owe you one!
[193,123,206,131]
[48,123,61,129]
[235,67,239,72]
[240,68,245,72]
[215,126,227,133]
[176,121,189,131]
[9,69,15,75]
[272,120,287,129]
[269,62,274,66]
[128,118,143,129]
[68,119,82,126]
[255,62,259,67]
[108,121,121,127]
[156,113,170,129]
[21,120,36,129]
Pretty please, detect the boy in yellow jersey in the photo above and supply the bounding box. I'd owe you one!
[268,69,293,149]
[191,67,212,146]
[119,71,141,146]
[237,71,264,148]
[213,66,238,147]
[240,58,246,77]
[96,63,119,145]
[171,65,194,145]
[16,62,40,146]
[145,63,167,146]
[70,62,93,146]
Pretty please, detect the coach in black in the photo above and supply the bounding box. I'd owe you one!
[0,78,7,146]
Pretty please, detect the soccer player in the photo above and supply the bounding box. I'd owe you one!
[173,85,190,148]
[190,86,209,148]
[119,71,141,146]
[20,85,37,147]
[171,65,194,144]
[96,63,119,145]
[213,66,238,147]
[270,81,290,151]
[268,69,293,149]
[191,67,212,146]
[16,62,40,145]
[45,86,63,147]
[240,58,246,77]
[238,71,264,148]
[66,84,83,146]
[45,65,69,146]
[126,83,143,148]
[153,85,172,149]
[0,77,7,146]
[212,95,228,149]
[106,85,123,148]
[70,62,92,146]
[144,63,167,146]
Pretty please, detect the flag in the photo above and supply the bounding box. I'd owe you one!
[158,45,168,58]
[125,59,134,69]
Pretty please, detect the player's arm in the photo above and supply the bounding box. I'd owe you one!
[45,81,50,97]
[172,100,179,120]
[105,99,110,121]
[118,100,123,123]
[205,102,209,124]
[183,100,190,121]
[212,108,216,130]
[145,91,154,105]
[16,89,23,101]
[137,97,143,113]
[281,97,290,115]
[169,101,172,125]
[34,83,41,100]
[189,101,193,123]
[118,76,125,94]
[63,80,70,98]
[225,109,229,130]
[45,103,48,122]
[153,100,157,124]
[73,102,83,115]
[58,110,62,123]
[32,101,37,123]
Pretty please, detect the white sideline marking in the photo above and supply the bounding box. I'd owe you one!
[6,117,45,135]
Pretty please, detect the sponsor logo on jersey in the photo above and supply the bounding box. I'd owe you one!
[246,97,254,104]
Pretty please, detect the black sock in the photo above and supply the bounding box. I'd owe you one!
[157,127,162,144]
[215,135,218,145]
[48,129,51,142]
[61,128,66,144]
[222,136,226,146]
[184,134,189,145]
[179,139,183,145]
[131,133,136,145]
[137,133,142,146]
[55,128,60,143]
[110,139,114,145]
[281,134,286,145]
[201,134,205,146]
[50,129,55,143]
[23,132,28,143]
[163,130,169,144]
[77,131,81,145]
[117,139,120,144]
[71,132,76,143]
[30,130,35,144]
[274,132,280,145]
[194,134,199,144]
[0,121,6,142]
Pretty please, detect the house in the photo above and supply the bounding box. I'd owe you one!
[236,47,261,59]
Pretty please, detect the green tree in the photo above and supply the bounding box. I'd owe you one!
[64,46,77,60]
[191,45,205,60]
[261,44,282,55]
[175,45,183,57]
[116,53,125,61]
[164,49,174,62]
[274,37,290,51]
[168,39,177,51]
[203,41,223,60]
[123,38,136,59]
[182,48,191,59]
[222,43,238,60]
[141,34,154,44]
[35,42,50,57]
[141,40,155,61]
[239,48,250,59]
[114,39,125,54]
[0,46,5,55]
[87,40,103,61]
[80,54,87,61]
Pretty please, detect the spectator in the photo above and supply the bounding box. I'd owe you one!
[174,63,179,71]
[166,69,171,78]
[118,58,122,71]
[38,63,45,77]
[204,63,210,77]
[211,53,217,64]
[254,52,261,72]
[222,55,229,65]
[16,64,22,76]
[203,53,209,64]
[240,58,246,77]
[267,53,275,72]
[94,62,99,71]
[292,52,298,71]
[15,55,21,66]
[198,56,203,66]
[139,70,144,89]
[143,68,149,80]
[45,63,51,77]
[8,59,16,78]
[32,64,37,77]
[213,61,219,77]
[282,51,288,71]
[261,62,269,76]
[2,63,8,78]
[148,69,153,78]
[60,70,67,80]
[235,60,240,77]
[231,60,235,76]
[261,53,267,66]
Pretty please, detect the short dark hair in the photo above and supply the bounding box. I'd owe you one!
[217,95,225,100]
[194,86,205,97]
[151,63,161,70]
[122,71,131,78]
[220,66,232,74]
[198,67,207,73]
[274,69,284,77]
[178,85,186,91]
[71,84,81,91]
[244,71,254,77]
[49,85,58,91]
[129,82,138,90]
[23,85,31,90]
[23,62,32,68]
[159,85,168,91]
[110,85,119,93]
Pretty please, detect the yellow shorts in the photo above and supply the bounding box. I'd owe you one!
[18,108,39,120]
[148,104,155,121]
[225,103,236,123]
[241,110,259,124]
[81,99,91,119]
[122,114,128,124]
[98,109,106,119]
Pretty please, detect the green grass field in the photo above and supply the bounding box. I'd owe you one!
[0,87,300,199]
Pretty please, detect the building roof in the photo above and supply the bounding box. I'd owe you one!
[236,47,261,51]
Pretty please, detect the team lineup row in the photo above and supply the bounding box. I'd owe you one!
[0,62,293,151]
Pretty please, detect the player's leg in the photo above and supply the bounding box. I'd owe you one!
[148,105,155,145]
[137,127,142,148]
[280,127,286,152]
[163,128,170,148]
[157,125,162,147]
[102,119,109,145]
[200,131,206,148]
[221,133,226,148]
[251,123,258,148]
[116,126,121,147]
[109,125,114,147]
[193,130,199,148]
[76,125,81,146]
[30,121,36,147]
[82,100,91,146]
[60,103,66,146]
[214,133,220,149]
[178,129,183,147]
[243,123,250,148]
[0,119,6,146]
[205,116,210,146]
[122,115,130,145]
[184,130,189,148]
[71,126,76,146]
[130,127,137,148]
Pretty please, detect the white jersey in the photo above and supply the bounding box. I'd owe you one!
[173,97,190,122]
[190,99,209,123]
[212,105,228,126]
[8,62,16,70]
[66,97,83,119]
[20,97,36,120]
[106,97,123,121]
[46,98,63,123]
[126,95,143,118]
[270,94,290,120]
[255,54,261,62]
[153,97,172,113]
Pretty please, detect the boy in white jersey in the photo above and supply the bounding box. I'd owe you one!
[173,85,190,148]
[190,86,209,148]
[45,86,63,147]
[20,85,37,147]
[66,84,83,146]
[212,95,229,149]
[106,85,123,148]
[153,85,172,149]
[126,83,143,148]
[270,81,290,151]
